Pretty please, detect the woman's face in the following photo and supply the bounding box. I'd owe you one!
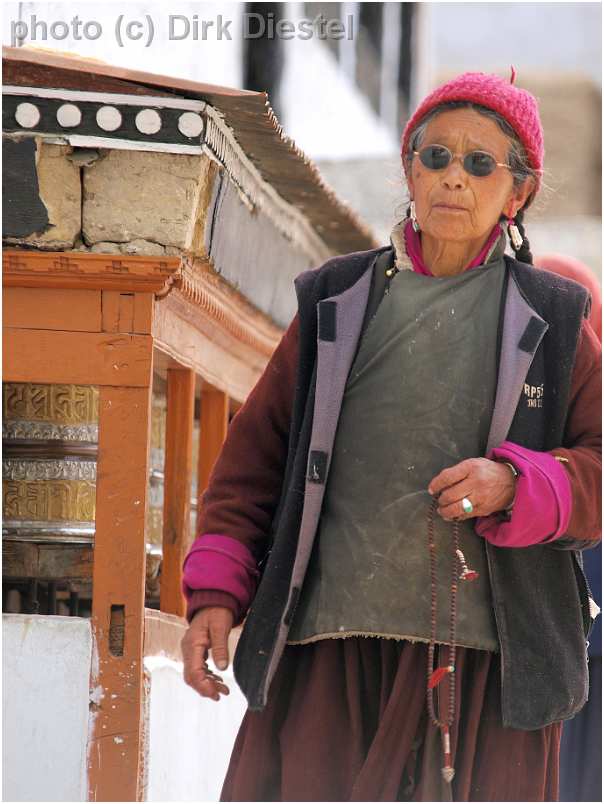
[407,108,534,243]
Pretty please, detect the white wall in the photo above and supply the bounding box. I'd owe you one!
[2,1,244,88]
[278,3,399,159]
[3,614,92,802]
[425,2,602,86]
[144,655,247,801]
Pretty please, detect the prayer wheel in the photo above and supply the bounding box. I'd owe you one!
[146,391,165,598]
[2,382,98,546]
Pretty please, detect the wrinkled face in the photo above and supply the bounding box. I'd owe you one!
[407,108,533,244]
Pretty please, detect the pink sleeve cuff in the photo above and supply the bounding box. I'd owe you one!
[181,534,259,622]
[475,441,572,548]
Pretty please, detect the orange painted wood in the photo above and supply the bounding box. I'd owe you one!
[153,296,266,404]
[3,249,180,293]
[195,387,229,540]
[3,286,103,331]
[133,293,153,335]
[88,385,152,802]
[4,328,153,387]
[160,368,196,616]
[102,291,137,333]
[101,291,121,332]
[118,294,135,332]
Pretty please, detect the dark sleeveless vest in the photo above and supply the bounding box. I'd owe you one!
[233,247,594,730]
[287,260,505,651]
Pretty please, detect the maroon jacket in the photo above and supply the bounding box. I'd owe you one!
[185,289,601,624]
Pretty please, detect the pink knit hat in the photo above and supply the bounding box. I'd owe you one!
[401,70,544,198]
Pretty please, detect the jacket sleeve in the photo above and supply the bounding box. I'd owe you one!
[475,441,572,547]
[475,318,601,550]
[181,313,299,624]
[548,316,602,550]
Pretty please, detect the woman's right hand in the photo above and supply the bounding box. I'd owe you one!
[181,606,234,701]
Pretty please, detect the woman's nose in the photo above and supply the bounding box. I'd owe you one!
[441,161,466,190]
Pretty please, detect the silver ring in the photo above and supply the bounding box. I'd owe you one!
[461,497,473,514]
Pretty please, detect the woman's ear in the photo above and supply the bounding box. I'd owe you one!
[504,176,536,218]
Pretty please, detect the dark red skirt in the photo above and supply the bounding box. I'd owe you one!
[221,637,562,801]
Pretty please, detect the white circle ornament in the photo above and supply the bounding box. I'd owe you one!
[96,105,122,132]
[56,103,82,128]
[178,112,204,138]
[135,109,162,135]
[15,102,40,128]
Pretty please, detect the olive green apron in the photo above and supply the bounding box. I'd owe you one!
[287,258,506,652]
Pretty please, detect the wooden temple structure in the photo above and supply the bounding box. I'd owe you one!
[2,46,377,800]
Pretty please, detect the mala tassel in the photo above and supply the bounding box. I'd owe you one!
[441,725,455,783]
[456,548,479,582]
[428,664,454,689]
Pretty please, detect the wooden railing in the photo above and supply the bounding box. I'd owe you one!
[3,248,277,800]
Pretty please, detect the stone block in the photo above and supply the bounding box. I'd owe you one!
[82,150,213,251]
[89,241,122,255]
[119,239,166,256]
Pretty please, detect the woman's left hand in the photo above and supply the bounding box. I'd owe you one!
[428,458,516,521]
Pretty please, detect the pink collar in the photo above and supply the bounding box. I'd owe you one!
[403,219,504,276]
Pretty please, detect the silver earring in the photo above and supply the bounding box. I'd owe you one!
[507,217,523,251]
[410,200,420,232]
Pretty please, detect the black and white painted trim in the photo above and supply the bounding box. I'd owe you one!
[3,85,206,154]
[3,85,332,264]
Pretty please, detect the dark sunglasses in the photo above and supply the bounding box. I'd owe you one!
[414,144,510,178]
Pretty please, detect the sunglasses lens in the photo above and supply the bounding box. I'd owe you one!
[419,145,451,170]
[464,151,497,177]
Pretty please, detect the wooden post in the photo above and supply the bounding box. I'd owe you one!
[197,386,230,514]
[160,368,196,616]
[88,383,152,802]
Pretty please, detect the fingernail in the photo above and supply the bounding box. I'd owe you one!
[217,660,227,671]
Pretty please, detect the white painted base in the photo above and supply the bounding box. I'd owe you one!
[144,655,247,802]
[2,614,92,802]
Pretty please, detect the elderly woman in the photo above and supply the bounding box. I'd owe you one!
[181,72,601,801]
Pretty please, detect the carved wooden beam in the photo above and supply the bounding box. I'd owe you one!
[153,255,284,401]
[2,249,181,293]
[177,254,282,358]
